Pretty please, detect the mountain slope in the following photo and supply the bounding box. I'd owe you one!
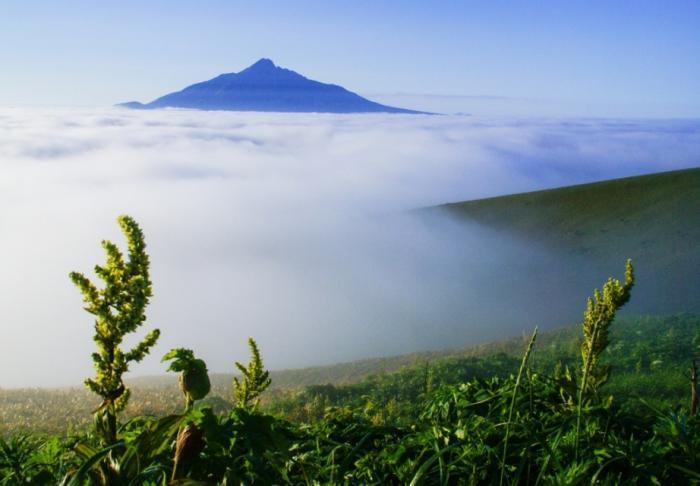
[119,58,424,113]
[435,167,700,314]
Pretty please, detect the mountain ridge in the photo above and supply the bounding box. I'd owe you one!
[433,166,700,316]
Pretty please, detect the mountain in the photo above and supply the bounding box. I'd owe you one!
[118,58,425,113]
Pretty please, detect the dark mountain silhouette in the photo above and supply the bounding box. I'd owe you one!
[118,59,425,114]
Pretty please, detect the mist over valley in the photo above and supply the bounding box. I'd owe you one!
[1,107,698,387]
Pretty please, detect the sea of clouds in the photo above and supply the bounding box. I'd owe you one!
[0,107,699,387]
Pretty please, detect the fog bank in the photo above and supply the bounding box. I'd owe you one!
[0,107,698,386]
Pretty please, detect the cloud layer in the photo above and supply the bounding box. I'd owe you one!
[0,107,698,387]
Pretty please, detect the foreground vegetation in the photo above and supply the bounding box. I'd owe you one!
[3,314,695,436]
[1,216,699,484]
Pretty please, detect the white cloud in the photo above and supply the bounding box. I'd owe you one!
[0,107,698,386]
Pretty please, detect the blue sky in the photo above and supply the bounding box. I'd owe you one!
[0,1,699,116]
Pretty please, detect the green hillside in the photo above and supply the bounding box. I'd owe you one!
[435,167,700,314]
[268,313,700,422]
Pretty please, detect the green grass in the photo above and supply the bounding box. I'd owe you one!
[439,167,700,247]
[5,313,693,435]
[266,314,700,421]
[435,167,700,313]
[3,314,699,483]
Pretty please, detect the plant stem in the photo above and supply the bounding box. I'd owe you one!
[575,315,603,461]
[500,326,538,486]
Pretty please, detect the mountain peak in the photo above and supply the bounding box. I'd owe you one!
[250,58,276,69]
[241,58,278,74]
[118,59,428,114]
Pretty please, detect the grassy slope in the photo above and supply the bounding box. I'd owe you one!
[438,167,700,312]
[266,313,700,423]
